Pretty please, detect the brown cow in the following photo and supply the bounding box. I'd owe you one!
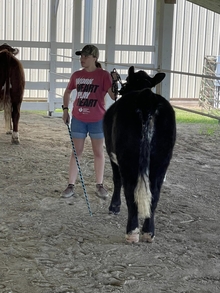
[0,43,25,144]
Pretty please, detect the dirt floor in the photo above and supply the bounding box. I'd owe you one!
[0,111,220,293]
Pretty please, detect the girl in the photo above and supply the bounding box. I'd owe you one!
[61,44,116,199]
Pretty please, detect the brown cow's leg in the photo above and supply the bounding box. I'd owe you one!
[4,100,12,134]
[11,102,21,144]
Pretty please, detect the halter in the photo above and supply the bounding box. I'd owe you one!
[111,68,123,101]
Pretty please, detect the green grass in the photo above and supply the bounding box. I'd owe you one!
[174,108,220,136]
[21,110,47,115]
[21,109,64,116]
[199,126,217,136]
[174,109,219,124]
[21,108,220,126]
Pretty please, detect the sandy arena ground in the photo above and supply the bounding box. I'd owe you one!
[0,111,220,293]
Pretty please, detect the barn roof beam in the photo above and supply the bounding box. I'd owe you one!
[187,0,220,15]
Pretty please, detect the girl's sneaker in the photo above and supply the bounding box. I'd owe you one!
[61,184,75,198]
[95,184,108,199]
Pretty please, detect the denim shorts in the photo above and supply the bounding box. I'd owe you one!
[70,116,104,139]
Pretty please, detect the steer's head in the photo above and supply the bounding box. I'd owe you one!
[0,43,19,55]
[119,66,165,95]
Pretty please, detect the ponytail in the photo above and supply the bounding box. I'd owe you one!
[95,61,102,69]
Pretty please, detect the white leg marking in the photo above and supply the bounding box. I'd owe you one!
[125,228,140,243]
[11,131,20,144]
[142,233,155,243]
[110,152,119,165]
[163,173,167,182]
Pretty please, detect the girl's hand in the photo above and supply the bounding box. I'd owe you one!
[62,110,70,125]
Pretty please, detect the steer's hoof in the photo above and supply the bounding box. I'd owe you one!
[109,204,120,215]
[142,232,155,243]
[6,130,12,134]
[11,132,20,144]
[109,210,120,215]
[125,228,140,243]
[11,138,20,145]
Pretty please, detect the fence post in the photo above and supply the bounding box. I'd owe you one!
[48,0,57,116]
[155,0,175,100]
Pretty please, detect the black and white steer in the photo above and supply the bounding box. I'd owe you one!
[103,66,176,243]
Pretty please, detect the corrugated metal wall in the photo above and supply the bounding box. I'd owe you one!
[114,0,155,76]
[55,0,74,99]
[81,0,156,77]
[0,0,51,99]
[171,1,220,99]
[0,0,220,103]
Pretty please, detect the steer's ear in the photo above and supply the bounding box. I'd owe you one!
[13,48,19,55]
[128,66,135,77]
[152,73,166,87]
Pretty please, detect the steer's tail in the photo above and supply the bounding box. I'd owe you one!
[134,113,154,218]
[135,174,151,218]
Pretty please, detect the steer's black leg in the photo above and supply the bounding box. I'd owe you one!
[10,101,21,144]
[109,161,122,215]
[117,150,140,242]
[123,182,139,242]
[124,184,139,233]
[142,205,157,240]
[142,163,167,240]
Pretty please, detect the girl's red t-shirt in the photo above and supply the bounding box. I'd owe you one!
[67,68,112,122]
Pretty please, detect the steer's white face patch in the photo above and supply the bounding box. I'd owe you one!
[110,152,118,165]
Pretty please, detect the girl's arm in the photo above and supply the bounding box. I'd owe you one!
[62,88,72,124]
[63,88,72,108]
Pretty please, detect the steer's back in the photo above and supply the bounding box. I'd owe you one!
[103,88,176,179]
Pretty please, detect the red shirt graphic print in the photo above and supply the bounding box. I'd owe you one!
[68,68,112,122]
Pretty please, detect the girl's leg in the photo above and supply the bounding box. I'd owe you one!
[68,137,85,184]
[91,137,108,199]
[61,137,85,198]
[91,138,105,184]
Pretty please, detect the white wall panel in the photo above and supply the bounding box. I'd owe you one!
[0,0,220,109]
[0,0,52,102]
[171,1,220,99]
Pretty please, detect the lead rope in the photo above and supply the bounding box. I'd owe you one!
[66,123,92,216]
